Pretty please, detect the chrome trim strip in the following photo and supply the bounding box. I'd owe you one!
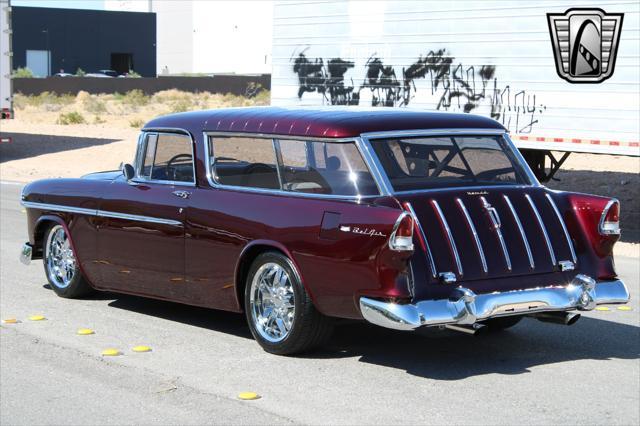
[21,201,98,216]
[356,136,393,196]
[404,202,437,278]
[545,193,578,264]
[135,128,197,186]
[456,198,487,274]
[203,133,383,201]
[21,201,182,227]
[525,194,557,266]
[431,199,463,276]
[203,131,358,143]
[599,198,621,235]
[360,128,508,139]
[480,196,512,271]
[359,276,629,331]
[96,210,182,226]
[503,195,535,269]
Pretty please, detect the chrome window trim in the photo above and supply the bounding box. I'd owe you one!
[545,193,578,263]
[134,128,197,187]
[503,195,535,269]
[456,198,488,274]
[525,194,557,266]
[21,201,182,227]
[360,129,541,195]
[431,199,463,277]
[203,132,383,201]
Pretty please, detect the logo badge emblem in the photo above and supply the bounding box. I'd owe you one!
[547,8,623,83]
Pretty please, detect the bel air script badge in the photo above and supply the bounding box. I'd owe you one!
[339,226,386,238]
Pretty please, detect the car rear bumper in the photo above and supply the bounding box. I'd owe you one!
[359,274,630,331]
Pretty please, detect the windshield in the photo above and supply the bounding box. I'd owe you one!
[370,135,531,192]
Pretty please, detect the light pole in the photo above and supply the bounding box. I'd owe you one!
[42,29,50,77]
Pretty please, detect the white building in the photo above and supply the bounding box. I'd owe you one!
[105,0,273,75]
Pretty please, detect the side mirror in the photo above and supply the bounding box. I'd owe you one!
[122,163,135,182]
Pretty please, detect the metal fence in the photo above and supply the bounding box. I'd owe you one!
[13,75,271,96]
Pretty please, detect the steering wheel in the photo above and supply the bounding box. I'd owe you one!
[166,153,193,181]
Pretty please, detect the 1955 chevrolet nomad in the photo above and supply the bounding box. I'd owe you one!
[20,107,630,354]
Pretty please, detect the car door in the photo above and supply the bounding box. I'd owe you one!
[95,131,194,298]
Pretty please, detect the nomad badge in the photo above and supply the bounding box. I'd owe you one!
[547,8,623,83]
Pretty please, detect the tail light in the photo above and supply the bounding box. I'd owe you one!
[389,212,414,251]
[599,199,620,235]
[567,193,620,260]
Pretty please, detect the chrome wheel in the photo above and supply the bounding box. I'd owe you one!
[45,225,76,289]
[249,262,296,343]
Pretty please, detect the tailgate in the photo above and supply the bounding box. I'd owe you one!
[398,186,577,286]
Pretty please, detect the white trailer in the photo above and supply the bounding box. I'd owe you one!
[0,0,12,122]
[272,1,640,181]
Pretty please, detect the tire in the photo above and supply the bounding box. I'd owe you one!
[42,224,94,298]
[481,315,523,331]
[244,251,333,355]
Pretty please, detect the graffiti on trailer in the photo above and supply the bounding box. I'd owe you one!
[291,48,546,134]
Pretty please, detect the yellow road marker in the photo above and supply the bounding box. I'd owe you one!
[132,345,152,353]
[101,348,121,356]
[617,306,632,311]
[595,306,610,311]
[77,328,95,335]
[238,392,261,400]
[2,318,18,324]
[28,315,46,321]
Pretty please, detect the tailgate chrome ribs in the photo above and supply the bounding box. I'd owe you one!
[545,193,578,264]
[503,195,535,269]
[431,199,463,277]
[525,193,558,266]
[456,198,488,274]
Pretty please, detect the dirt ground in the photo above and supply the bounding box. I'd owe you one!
[1,115,638,257]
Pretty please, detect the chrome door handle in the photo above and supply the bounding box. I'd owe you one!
[172,190,191,199]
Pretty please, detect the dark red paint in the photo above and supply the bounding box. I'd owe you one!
[22,108,619,320]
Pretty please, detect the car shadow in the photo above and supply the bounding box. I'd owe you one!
[0,133,120,162]
[308,316,640,380]
[69,282,639,380]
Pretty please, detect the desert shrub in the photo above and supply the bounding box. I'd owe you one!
[57,111,86,125]
[253,89,270,105]
[81,94,107,114]
[12,67,34,78]
[126,70,142,78]
[171,100,192,113]
[75,68,86,77]
[16,91,75,111]
[93,115,106,124]
[129,118,145,128]
[123,89,149,106]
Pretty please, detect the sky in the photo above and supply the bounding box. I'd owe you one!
[12,0,105,10]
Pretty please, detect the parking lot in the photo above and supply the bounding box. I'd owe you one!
[1,180,638,425]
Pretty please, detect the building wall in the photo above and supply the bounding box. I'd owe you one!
[105,0,272,75]
[12,6,156,76]
[272,0,640,153]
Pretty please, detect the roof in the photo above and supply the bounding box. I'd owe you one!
[144,106,505,139]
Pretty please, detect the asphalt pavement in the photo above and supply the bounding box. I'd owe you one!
[1,180,639,425]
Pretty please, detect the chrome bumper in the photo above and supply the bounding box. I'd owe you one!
[20,243,33,265]
[359,274,630,331]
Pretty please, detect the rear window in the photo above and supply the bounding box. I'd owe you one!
[370,135,530,191]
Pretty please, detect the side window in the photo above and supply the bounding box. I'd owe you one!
[278,139,379,196]
[210,137,280,189]
[139,133,194,183]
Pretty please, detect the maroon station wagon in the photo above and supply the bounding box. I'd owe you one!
[20,107,629,355]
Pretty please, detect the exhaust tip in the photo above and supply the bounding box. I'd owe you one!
[534,311,581,326]
[566,312,581,326]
